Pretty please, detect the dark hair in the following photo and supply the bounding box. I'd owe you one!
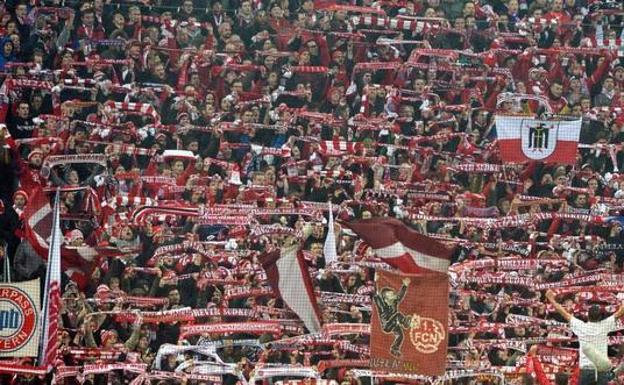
[522,374,535,385]
[588,304,602,322]
[555,373,569,385]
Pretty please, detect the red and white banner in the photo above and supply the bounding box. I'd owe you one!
[496,116,581,164]
[318,140,364,155]
[0,279,41,357]
[260,244,323,333]
[345,218,452,273]
[23,189,100,288]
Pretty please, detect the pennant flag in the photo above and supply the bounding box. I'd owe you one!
[23,188,53,256]
[323,202,338,266]
[259,244,322,333]
[344,217,452,273]
[495,115,581,164]
[38,191,61,370]
[370,270,448,376]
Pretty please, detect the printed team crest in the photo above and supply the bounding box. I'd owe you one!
[520,120,559,160]
[409,314,445,354]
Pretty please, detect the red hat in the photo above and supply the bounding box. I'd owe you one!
[13,190,28,202]
[27,149,43,162]
[95,284,111,298]
[100,329,117,346]
[65,229,84,243]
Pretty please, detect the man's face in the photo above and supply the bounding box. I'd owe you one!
[82,13,95,27]
[552,0,563,11]
[219,23,232,39]
[16,4,27,18]
[30,153,43,167]
[168,290,180,305]
[232,82,244,95]
[551,83,563,98]
[242,110,253,123]
[17,103,29,118]
[605,78,615,91]
[306,41,318,55]
[383,290,397,303]
[130,8,141,22]
[154,64,165,79]
[241,1,252,14]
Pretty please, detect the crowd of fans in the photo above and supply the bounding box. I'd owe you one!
[1,0,624,384]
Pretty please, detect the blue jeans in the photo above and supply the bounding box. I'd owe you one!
[579,368,612,385]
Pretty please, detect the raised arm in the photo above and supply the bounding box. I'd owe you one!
[545,290,572,322]
[614,304,624,319]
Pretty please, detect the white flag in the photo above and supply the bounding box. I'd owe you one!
[323,202,338,265]
[38,191,61,370]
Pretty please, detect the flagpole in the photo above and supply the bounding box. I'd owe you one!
[2,242,9,283]
[323,201,338,266]
[37,189,61,369]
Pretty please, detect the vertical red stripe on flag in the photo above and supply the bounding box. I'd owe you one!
[260,245,322,333]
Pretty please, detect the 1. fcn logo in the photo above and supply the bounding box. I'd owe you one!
[408,314,445,354]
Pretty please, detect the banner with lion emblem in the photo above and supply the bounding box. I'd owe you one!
[370,270,448,376]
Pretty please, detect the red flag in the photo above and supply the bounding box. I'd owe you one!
[259,244,322,333]
[344,217,452,273]
[23,188,53,256]
[23,188,116,289]
[496,116,581,164]
[370,270,448,376]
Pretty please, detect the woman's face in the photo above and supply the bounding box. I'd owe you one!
[113,13,125,28]
[6,21,16,35]
[138,336,149,350]
[3,41,12,57]
[588,179,599,191]
[271,5,283,18]
[220,98,231,111]
[14,195,26,208]
[552,38,561,48]
[68,170,80,185]
[268,72,279,87]
[121,226,134,241]
[264,55,275,68]
[172,160,185,174]
[110,277,120,290]
[299,51,311,64]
